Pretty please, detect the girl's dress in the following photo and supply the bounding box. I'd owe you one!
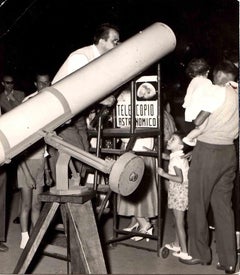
[168,150,189,211]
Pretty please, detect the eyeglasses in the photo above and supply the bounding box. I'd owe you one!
[4,81,14,84]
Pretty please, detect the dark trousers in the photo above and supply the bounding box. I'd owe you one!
[232,138,240,231]
[188,141,237,267]
[48,125,89,184]
[0,166,7,242]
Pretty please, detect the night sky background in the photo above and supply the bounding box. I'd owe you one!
[0,0,238,95]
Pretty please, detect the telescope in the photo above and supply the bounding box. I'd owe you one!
[0,22,176,195]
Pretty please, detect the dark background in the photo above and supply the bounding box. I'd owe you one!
[0,0,238,93]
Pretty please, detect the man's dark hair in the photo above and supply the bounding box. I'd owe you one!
[35,71,51,79]
[2,72,15,80]
[93,23,119,44]
[213,60,238,79]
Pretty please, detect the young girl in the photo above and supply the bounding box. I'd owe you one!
[157,132,192,260]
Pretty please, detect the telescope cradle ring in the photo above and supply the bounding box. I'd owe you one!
[109,152,145,196]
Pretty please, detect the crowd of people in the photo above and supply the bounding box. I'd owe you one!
[0,22,239,275]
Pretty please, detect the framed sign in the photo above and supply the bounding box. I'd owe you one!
[116,75,158,128]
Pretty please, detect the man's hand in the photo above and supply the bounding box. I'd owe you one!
[100,95,116,107]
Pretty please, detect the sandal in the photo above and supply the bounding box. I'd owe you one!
[131,223,153,242]
[123,222,139,232]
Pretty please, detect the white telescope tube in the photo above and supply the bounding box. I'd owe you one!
[0,22,176,165]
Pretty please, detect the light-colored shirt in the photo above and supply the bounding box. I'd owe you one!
[52,44,114,106]
[183,76,223,122]
[52,45,100,84]
[197,82,239,145]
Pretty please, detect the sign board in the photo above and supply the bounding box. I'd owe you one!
[116,76,158,128]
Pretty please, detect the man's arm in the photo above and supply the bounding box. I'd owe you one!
[194,110,211,126]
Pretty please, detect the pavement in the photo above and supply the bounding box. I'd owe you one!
[0,190,239,274]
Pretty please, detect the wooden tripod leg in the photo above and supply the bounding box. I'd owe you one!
[60,204,71,274]
[97,188,112,221]
[66,200,107,274]
[13,202,60,274]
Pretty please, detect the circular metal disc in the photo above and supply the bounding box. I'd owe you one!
[109,152,145,196]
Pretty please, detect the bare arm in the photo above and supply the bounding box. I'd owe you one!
[194,110,211,127]
[157,166,183,183]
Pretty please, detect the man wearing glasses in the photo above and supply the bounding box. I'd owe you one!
[0,74,25,113]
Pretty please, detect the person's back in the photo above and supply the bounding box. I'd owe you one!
[197,82,238,145]
[183,58,213,122]
[52,45,99,83]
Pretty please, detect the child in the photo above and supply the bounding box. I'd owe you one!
[182,58,215,146]
[157,132,192,260]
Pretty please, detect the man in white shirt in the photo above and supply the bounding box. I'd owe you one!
[52,23,119,84]
[49,23,120,184]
